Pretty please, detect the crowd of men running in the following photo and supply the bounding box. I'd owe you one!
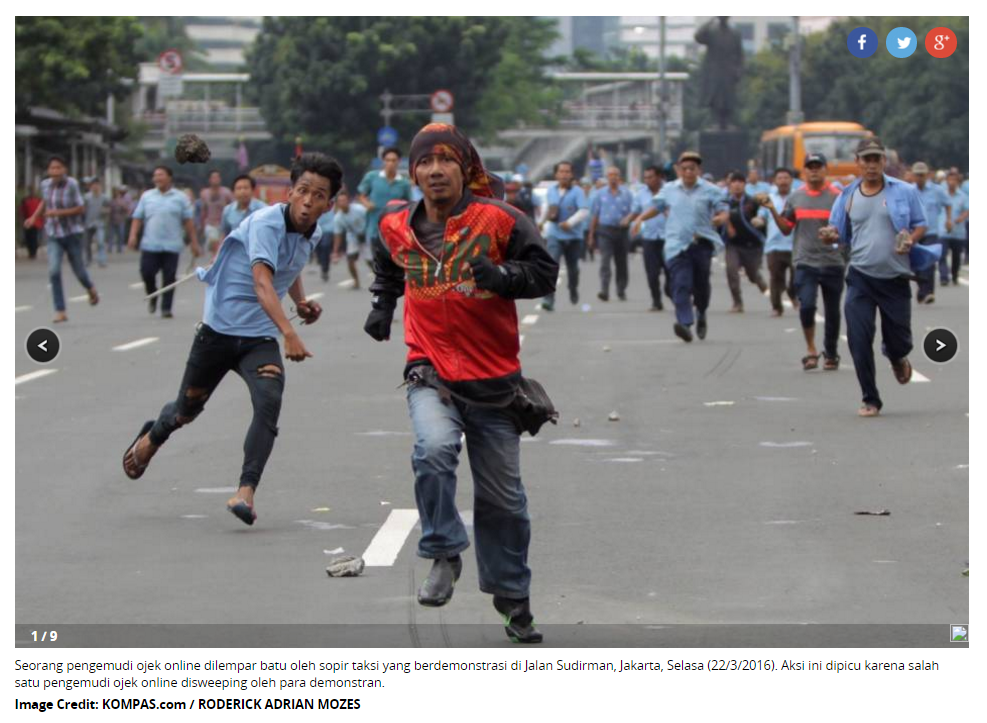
[17,128,969,644]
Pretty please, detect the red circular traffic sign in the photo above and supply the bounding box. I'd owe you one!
[430,89,454,113]
[158,49,184,75]
[924,27,957,58]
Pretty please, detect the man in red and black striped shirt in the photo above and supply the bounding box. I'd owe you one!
[764,153,845,371]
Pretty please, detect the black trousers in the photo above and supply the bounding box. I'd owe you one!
[23,227,39,258]
[149,324,285,490]
[641,240,667,307]
[140,250,180,312]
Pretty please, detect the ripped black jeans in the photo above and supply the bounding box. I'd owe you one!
[149,324,284,490]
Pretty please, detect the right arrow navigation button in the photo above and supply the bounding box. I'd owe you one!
[923,328,958,364]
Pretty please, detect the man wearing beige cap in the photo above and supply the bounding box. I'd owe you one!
[910,161,951,303]
[822,138,927,416]
[633,151,729,342]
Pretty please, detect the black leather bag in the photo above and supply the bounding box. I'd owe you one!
[407,366,558,436]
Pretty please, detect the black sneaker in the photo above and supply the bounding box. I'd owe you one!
[493,596,543,644]
[417,556,463,607]
[148,298,157,315]
[696,315,707,340]
[673,322,693,343]
[541,300,555,312]
[162,310,174,319]
[617,292,626,301]
[570,289,579,305]
[597,291,609,302]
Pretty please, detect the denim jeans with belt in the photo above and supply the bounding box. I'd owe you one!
[407,382,531,599]
[47,233,94,311]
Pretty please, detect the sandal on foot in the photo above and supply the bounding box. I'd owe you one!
[123,420,155,480]
[858,403,881,417]
[88,288,99,306]
[227,500,257,526]
[891,357,912,384]
[823,354,840,371]
[801,354,820,371]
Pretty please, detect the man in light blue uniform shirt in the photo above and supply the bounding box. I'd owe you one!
[910,162,951,302]
[941,169,969,284]
[588,166,634,302]
[330,188,369,289]
[128,165,201,318]
[220,174,267,237]
[823,138,926,416]
[357,147,413,245]
[763,168,797,316]
[122,153,342,526]
[633,151,729,342]
[632,165,668,310]
[541,160,589,310]
[315,207,336,282]
[745,167,772,196]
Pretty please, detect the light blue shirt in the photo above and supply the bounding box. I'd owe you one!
[632,186,666,241]
[333,204,368,243]
[132,187,194,253]
[220,198,266,236]
[546,183,588,242]
[942,189,968,239]
[198,203,321,338]
[745,180,772,197]
[764,190,792,253]
[590,185,634,226]
[912,182,949,238]
[357,170,413,242]
[651,179,727,262]
[317,209,336,243]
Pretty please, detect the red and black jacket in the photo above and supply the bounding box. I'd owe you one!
[369,190,558,400]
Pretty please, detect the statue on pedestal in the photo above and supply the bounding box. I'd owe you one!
[695,17,744,130]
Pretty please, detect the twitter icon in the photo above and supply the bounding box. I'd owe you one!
[887,27,917,58]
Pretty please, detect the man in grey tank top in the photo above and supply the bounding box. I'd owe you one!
[821,138,928,417]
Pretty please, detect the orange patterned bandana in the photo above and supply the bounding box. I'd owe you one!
[408,123,504,199]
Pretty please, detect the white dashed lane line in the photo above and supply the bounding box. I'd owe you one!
[15,369,59,385]
[15,306,32,313]
[361,509,421,567]
[521,314,539,326]
[112,337,159,352]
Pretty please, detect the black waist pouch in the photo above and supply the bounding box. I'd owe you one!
[407,366,559,436]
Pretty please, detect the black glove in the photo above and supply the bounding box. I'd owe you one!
[468,255,509,296]
[364,297,395,341]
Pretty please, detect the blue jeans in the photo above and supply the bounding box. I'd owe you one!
[110,222,128,253]
[407,382,531,599]
[85,226,107,267]
[795,265,845,359]
[665,240,713,326]
[47,233,94,312]
[844,267,912,409]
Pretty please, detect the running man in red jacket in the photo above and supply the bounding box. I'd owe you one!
[365,123,557,643]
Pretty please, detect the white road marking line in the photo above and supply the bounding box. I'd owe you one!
[815,314,825,323]
[112,337,159,352]
[521,314,539,326]
[194,487,236,494]
[15,305,32,312]
[604,457,644,463]
[519,334,525,348]
[704,401,735,407]
[782,299,794,309]
[550,439,616,447]
[362,509,421,567]
[129,282,145,289]
[337,279,355,288]
[306,292,325,301]
[760,441,813,448]
[68,294,91,303]
[15,369,58,385]
[958,277,968,286]
[911,369,931,383]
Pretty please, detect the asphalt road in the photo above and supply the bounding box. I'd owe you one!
[14,245,969,644]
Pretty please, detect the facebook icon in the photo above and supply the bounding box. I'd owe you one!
[848,26,879,57]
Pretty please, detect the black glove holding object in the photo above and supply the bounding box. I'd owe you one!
[468,255,510,296]
[364,296,396,341]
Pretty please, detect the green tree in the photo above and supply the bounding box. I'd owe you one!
[246,17,559,180]
[134,17,207,70]
[15,16,143,117]
[735,16,968,169]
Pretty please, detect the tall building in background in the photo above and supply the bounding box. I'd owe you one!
[542,16,620,58]
[184,16,262,70]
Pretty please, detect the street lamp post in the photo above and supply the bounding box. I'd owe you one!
[659,16,668,163]
[786,16,805,125]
